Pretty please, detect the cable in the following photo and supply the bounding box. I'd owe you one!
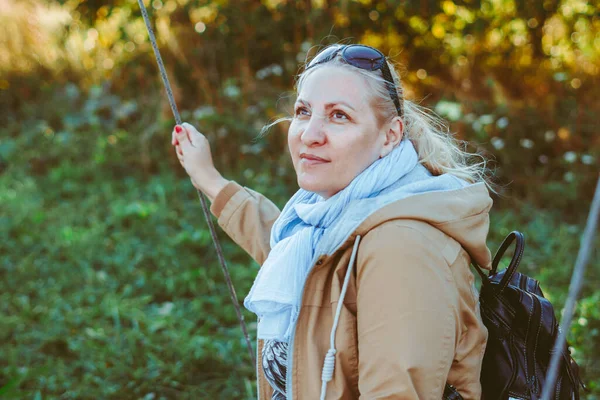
[136,0,256,366]
[320,236,361,400]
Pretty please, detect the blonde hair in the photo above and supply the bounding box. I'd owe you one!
[263,44,497,194]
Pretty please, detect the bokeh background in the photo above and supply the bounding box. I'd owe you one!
[1,0,599,398]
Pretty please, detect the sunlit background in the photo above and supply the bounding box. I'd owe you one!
[1,0,599,398]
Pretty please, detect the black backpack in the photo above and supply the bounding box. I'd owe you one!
[444,231,586,400]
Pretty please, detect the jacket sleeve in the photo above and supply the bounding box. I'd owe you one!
[210,181,281,265]
[355,222,460,400]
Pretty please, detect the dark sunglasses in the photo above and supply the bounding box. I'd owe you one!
[305,44,403,117]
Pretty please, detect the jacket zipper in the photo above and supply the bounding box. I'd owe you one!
[526,294,543,398]
[285,253,323,400]
[506,334,519,397]
[481,299,511,330]
[256,340,261,400]
[519,274,527,290]
[561,347,581,398]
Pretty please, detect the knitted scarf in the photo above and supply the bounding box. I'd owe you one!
[244,139,422,341]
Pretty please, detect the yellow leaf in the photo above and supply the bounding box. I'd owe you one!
[442,1,456,15]
[432,24,445,39]
[558,127,570,140]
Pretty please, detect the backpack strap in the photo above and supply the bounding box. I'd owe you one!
[492,231,525,292]
[470,231,525,294]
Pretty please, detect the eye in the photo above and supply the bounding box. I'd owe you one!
[332,110,349,120]
[295,106,310,117]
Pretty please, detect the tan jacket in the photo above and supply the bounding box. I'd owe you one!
[210,180,493,400]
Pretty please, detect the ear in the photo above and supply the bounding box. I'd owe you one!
[379,117,404,158]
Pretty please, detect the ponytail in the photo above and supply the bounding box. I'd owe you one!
[402,100,494,192]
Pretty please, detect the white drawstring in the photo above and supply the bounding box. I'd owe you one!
[319,235,361,400]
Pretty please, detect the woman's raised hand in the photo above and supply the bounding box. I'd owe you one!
[171,122,229,202]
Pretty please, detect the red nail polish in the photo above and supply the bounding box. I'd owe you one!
[175,126,182,133]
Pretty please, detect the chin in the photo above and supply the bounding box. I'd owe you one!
[298,178,328,195]
[298,179,340,198]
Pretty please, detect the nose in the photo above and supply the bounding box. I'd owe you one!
[300,115,326,146]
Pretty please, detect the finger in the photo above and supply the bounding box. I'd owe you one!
[171,129,178,146]
[181,122,193,142]
[179,123,197,149]
[175,125,189,147]
[181,122,201,147]
[176,147,184,165]
[176,144,183,156]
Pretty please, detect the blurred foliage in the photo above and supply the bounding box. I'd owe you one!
[0,0,599,398]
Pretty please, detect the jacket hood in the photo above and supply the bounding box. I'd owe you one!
[315,163,493,270]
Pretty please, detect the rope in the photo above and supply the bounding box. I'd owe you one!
[541,173,600,399]
[136,0,255,366]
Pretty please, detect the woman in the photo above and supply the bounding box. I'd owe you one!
[171,44,494,399]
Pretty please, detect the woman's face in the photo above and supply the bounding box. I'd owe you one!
[288,66,397,199]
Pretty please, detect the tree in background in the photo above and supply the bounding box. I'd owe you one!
[0,0,598,398]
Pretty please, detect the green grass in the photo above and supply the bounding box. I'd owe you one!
[1,84,598,398]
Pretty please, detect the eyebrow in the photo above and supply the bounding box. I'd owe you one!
[295,98,356,111]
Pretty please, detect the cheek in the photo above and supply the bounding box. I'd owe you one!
[346,135,374,160]
[335,135,378,174]
[287,122,301,163]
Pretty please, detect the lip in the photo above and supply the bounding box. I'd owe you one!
[299,153,330,166]
[299,153,329,163]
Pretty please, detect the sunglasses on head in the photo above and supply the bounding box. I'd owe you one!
[305,44,403,117]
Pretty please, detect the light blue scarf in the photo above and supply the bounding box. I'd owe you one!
[244,139,423,341]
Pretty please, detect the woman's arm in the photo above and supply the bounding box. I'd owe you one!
[210,181,280,266]
[172,123,280,265]
[355,222,460,399]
